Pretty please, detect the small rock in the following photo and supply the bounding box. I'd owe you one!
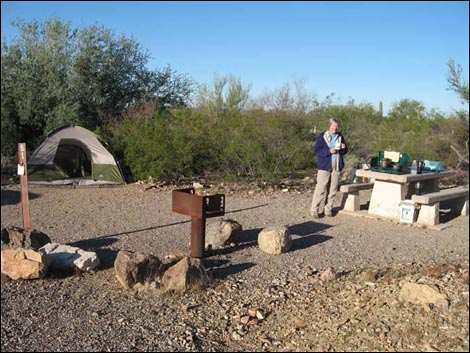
[399,282,449,309]
[318,267,338,282]
[240,316,250,324]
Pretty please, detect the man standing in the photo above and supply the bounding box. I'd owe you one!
[310,118,348,218]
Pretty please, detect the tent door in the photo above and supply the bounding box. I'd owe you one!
[53,140,92,178]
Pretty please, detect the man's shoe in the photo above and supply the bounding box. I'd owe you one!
[325,210,333,217]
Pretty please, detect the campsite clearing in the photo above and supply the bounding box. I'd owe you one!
[1,183,469,352]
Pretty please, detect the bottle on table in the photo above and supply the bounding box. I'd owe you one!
[411,160,418,174]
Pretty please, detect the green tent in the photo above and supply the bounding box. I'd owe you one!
[28,125,125,186]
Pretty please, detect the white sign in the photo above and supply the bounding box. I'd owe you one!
[17,164,25,176]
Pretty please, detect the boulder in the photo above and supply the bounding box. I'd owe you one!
[39,243,100,272]
[258,226,291,255]
[205,219,243,249]
[1,248,48,280]
[399,282,449,309]
[161,257,210,293]
[114,250,164,289]
[1,227,51,250]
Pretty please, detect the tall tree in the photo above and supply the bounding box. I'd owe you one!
[1,17,193,154]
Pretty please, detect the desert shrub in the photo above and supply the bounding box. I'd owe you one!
[221,110,315,181]
[111,111,193,181]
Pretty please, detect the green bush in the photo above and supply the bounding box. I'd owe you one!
[111,111,193,181]
[108,106,316,182]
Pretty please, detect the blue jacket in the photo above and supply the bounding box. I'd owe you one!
[314,131,348,171]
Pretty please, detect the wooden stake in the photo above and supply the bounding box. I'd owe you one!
[17,143,31,231]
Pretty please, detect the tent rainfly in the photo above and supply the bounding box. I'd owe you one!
[28,125,125,186]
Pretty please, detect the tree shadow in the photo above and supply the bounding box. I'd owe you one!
[1,189,41,206]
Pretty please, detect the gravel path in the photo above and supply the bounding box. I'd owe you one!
[1,183,469,351]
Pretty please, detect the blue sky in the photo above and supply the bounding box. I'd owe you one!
[2,1,469,115]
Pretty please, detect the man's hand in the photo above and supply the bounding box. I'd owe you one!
[330,148,337,154]
[341,143,346,149]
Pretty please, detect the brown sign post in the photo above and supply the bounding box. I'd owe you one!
[17,143,32,231]
[172,188,225,258]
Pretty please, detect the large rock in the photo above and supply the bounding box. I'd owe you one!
[1,248,48,280]
[114,250,164,289]
[161,257,210,293]
[205,219,243,249]
[399,282,449,309]
[1,227,51,250]
[258,226,291,255]
[39,243,100,272]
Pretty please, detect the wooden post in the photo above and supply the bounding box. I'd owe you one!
[17,143,32,231]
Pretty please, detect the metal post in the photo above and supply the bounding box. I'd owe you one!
[190,216,206,258]
[172,188,224,259]
[17,143,32,231]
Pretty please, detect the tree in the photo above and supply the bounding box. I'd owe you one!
[447,59,469,105]
[446,59,469,170]
[387,99,426,120]
[1,17,194,156]
[195,74,250,119]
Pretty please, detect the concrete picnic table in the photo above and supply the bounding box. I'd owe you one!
[354,169,455,220]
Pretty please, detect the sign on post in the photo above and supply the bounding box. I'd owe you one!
[17,143,31,231]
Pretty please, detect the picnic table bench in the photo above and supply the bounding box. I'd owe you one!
[411,186,469,226]
[340,182,374,212]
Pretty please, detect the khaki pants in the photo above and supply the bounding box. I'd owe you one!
[310,162,341,215]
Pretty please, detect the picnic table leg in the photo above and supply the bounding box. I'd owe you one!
[417,203,440,226]
[343,191,360,212]
[368,180,406,219]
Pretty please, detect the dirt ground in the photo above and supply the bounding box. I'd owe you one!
[1,182,469,352]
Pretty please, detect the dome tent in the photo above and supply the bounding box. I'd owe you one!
[28,125,125,186]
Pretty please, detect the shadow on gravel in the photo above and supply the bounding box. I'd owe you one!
[1,189,41,206]
[288,221,333,252]
[208,221,333,257]
[225,203,269,215]
[64,204,270,245]
[209,262,257,280]
[206,228,264,257]
[73,220,192,243]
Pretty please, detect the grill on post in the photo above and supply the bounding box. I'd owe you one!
[172,188,225,258]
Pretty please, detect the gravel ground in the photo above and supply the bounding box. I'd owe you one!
[1,182,469,352]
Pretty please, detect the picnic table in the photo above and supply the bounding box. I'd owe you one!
[354,169,456,221]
